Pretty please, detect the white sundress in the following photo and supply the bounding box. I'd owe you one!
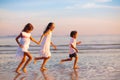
[39,31,52,57]
[16,32,31,59]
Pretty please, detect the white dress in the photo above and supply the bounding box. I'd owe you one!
[16,32,31,59]
[39,32,52,57]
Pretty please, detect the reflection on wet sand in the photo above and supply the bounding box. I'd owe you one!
[40,68,79,80]
[32,69,55,80]
[70,69,79,80]
[14,73,26,80]
[41,70,49,80]
[13,68,79,80]
[40,70,55,80]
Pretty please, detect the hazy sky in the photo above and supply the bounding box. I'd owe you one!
[0,0,120,36]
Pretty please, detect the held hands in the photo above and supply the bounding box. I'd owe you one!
[37,41,41,45]
[37,41,40,45]
[34,41,40,45]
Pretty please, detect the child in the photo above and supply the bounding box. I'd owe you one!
[15,23,39,73]
[60,31,81,69]
[34,22,56,70]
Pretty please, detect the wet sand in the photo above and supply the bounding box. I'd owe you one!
[0,53,120,80]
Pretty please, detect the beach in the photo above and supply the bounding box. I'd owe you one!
[0,53,120,80]
[0,35,120,80]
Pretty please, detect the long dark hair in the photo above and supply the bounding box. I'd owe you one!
[43,22,54,34]
[22,23,34,32]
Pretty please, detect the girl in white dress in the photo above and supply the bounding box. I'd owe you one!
[15,23,39,73]
[34,22,56,70]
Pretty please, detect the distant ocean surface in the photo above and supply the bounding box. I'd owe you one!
[0,35,120,54]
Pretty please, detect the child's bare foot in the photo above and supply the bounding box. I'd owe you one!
[34,58,37,64]
[15,70,21,74]
[22,68,27,73]
[73,66,79,69]
[41,67,47,71]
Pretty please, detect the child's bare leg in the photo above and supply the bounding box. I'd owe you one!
[41,57,50,70]
[60,58,72,63]
[34,57,48,64]
[73,56,79,69]
[22,52,32,73]
[16,54,26,73]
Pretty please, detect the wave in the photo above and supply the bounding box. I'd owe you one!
[0,44,120,51]
[0,44,120,47]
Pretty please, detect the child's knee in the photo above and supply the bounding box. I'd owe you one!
[28,55,32,60]
[22,59,26,62]
[22,57,26,62]
[29,57,32,61]
[70,58,72,61]
[75,56,78,60]
[47,56,50,59]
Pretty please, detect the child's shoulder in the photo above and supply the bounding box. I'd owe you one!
[21,31,31,36]
[70,37,76,43]
[44,30,52,36]
[22,31,31,34]
[70,37,76,40]
[21,31,26,34]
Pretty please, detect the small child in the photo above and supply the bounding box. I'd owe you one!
[15,23,39,73]
[34,22,56,70]
[60,31,81,69]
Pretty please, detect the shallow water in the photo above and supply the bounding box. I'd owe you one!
[0,53,120,80]
[0,35,120,54]
[0,35,120,80]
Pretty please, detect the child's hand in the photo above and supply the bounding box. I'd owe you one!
[53,45,57,50]
[36,41,41,45]
[75,49,78,53]
[77,41,81,45]
[37,41,40,45]
[19,44,23,48]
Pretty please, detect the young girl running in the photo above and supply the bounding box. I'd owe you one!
[34,22,56,70]
[15,23,39,73]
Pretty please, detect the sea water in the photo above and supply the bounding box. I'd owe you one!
[0,35,120,80]
[0,35,120,54]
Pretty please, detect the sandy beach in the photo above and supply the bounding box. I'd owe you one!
[0,53,120,80]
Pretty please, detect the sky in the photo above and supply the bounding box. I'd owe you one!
[0,0,120,36]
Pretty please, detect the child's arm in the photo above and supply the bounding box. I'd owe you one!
[51,42,57,50]
[30,36,39,45]
[39,31,51,44]
[38,34,44,45]
[15,33,23,48]
[76,41,81,45]
[71,44,78,53]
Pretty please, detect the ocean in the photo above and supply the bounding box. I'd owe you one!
[0,35,120,54]
[0,35,120,80]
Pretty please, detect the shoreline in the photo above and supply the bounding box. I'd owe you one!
[0,53,120,80]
